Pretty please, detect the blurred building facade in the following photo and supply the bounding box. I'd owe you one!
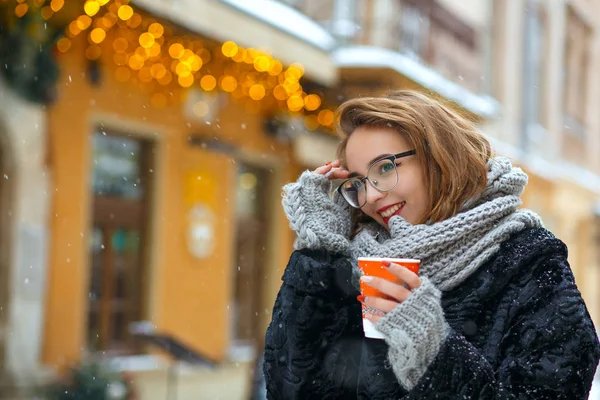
[0,0,599,398]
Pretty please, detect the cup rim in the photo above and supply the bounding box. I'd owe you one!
[357,257,420,263]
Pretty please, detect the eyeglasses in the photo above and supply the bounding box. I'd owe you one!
[336,150,416,208]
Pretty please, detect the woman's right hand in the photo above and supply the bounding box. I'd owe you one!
[314,160,351,180]
[282,160,352,254]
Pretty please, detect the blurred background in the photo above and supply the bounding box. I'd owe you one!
[0,0,599,398]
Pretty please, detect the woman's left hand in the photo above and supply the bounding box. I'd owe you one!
[360,261,422,323]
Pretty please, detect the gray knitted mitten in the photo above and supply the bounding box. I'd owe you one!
[375,277,448,390]
[282,170,351,254]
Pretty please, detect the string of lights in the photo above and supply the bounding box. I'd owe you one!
[9,0,336,130]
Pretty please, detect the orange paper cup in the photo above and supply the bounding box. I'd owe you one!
[358,257,421,339]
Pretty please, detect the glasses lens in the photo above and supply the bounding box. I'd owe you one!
[368,159,398,191]
[340,178,366,208]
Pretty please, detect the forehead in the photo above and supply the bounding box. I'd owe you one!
[345,126,411,171]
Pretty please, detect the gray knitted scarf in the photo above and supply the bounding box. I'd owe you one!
[350,156,543,291]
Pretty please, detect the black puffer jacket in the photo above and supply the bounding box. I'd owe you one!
[263,228,600,399]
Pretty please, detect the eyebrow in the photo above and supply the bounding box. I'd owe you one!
[348,153,394,178]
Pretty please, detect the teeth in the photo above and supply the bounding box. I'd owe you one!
[380,202,405,218]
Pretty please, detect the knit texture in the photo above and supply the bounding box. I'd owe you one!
[263,230,600,399]
[282,171,351,254]
[352,157,543,292]
[374,277,448,390]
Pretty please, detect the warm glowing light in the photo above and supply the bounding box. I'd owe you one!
[232,49,246,63]
[117,5,133,20]
[287,95,304,112]
[90,28,106,44]
[84,1,100,17]
[148,23,164,38]
[76,15,92,30]
[220,76,238,92]
[128,54,145,70]
[127,13,142,28]
[189,55,202,71]
[287,62,305,79]
[56,38,71,53]
[249,84,266,100]
[200,75,217,91]
[139,32,155,48]
[268,60,283,76]
[169,43,184,59]
[221,41,238,57]
[282,78,300,95]
[146,43,161,58]
[180,49,194,64]
[138,67,153,83]
[175,62,191,77]
[69,21,81,36]
[50,0,64,12]
[85,45,102,60]
[318,109,335,126]
[15,3,28,18]
[158,71,173,85]
[41,6,54,20]
[254,56,270,72]
[150,64,167,79]
[178,74,194,88]
[273,85,288,101]
[304,94,321,111]
[113,38,129,53]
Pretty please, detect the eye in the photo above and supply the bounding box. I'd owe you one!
[351,179,363,190]
[378,162,396,174]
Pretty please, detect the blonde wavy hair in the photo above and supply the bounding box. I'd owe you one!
[336,90,493,236]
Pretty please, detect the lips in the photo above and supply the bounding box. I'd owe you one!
[378,202,406,225]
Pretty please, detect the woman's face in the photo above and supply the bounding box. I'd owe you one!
[344,125,429,227]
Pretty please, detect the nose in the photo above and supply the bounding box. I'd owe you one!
[364,180,386,205]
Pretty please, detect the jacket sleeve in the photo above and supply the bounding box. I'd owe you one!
[403,250,600,399]
[263,249,362,400]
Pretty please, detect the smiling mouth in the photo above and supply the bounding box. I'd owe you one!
[379,202,406,224]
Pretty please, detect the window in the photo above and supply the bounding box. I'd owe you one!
[231,163,273,350]
[400,3,429,59]
[523,1,549,134]
[87,131,153,355]
[564,7,591,133]
[562,6,591,165]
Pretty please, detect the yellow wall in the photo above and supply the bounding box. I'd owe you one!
[43,37,296,366]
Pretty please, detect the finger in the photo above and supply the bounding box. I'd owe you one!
[364,296,399,314]
[361,276,411,303]
[385,262,421,290]
[365,312,382,324]
[314,163,333,175]
[327,168,350,180]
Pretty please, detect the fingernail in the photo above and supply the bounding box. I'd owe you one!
[381,260,390,267]
[356,295,365,303]
[360,276,373,282]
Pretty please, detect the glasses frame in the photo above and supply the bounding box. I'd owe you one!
[336,149,416,208]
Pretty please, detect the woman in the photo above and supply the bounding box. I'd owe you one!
[263,91,600,399]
